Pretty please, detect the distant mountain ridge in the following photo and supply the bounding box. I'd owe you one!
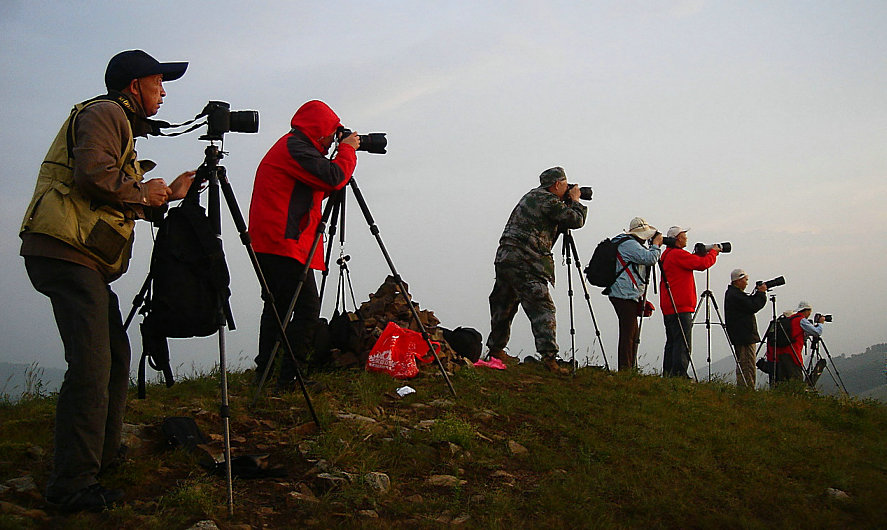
[709,342,887,401]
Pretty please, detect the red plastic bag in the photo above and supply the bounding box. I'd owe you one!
[366,322,439,379]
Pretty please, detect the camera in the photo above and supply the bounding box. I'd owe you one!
[564,184,594,202]
[202,101,258,140]
[336,126,388,154]
[756,276,786,289]
[815,313,833,323]
[693,242,732,256]
[662,236,678,247]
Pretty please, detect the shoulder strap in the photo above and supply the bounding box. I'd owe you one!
[66,92,136,159]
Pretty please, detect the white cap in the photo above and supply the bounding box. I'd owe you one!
[731,269,748,282]
[797,300,813,312]
[666,226,690,238]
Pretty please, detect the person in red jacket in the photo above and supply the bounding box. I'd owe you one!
[658,226,719,377]
[248,100,359,391]
[766,301,825,383]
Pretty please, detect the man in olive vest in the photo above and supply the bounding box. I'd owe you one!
[19,50,194,512]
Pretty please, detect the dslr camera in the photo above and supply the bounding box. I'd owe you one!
[815,313,833,323]
[756,276,786,289]
[336,126,388,154]
[202,101,258,141]
[565,184,593,203]
[693,242,732,256]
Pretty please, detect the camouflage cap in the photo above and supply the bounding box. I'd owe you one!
[539,167,567,187]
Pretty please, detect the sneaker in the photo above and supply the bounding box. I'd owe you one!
[489,350,519,365]
[543,357,570,375]
[46,483,123,513]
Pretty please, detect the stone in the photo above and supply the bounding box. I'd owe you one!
[426,475,467,487]
[364,472,391,494]
[826,488,851,501]
[186,521,220,530]
[4,476,37,493]
[336,412,378,424]
[507,440,528,456]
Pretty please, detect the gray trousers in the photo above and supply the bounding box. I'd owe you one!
[25,257,130,497]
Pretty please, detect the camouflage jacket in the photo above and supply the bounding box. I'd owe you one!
[494,186,587,284]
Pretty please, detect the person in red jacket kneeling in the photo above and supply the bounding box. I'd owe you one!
[248,100,360,392]
[658,226,719,378]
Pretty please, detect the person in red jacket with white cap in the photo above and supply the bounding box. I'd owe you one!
[658,226,719,378]
[248,100,359,392]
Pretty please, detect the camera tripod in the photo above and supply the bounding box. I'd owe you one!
[124,143,320,516]
[252,176,457,399]
[690,269,747,384]
[805,336,848,395]
[559,229,610,373]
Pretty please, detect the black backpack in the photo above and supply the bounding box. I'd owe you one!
[766,314,800,348]
[584,235,632,289]
[137,195,233,398]
[441,326,483,362]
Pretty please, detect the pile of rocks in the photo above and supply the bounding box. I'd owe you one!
[328,276,465,372]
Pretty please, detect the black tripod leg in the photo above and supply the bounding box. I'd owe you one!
[123,273,152,331]
[565,233,609,371]
[348,179,457,398]
[317,197,342,303]
[216,167,322,428]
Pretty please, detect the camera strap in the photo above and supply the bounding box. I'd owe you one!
[146,116,207,137]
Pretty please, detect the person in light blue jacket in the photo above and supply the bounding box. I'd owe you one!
[605,217,663,370]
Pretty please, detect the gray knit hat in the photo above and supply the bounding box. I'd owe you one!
[539,166,567,187]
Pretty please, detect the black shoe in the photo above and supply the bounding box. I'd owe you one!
[46,483,123,512]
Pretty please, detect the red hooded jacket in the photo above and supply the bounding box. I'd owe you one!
[248,101,357,270]
[658,247,717,315]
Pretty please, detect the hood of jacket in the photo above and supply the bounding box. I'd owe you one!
[290,100,341,153]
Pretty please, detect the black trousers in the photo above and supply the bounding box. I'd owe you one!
[255,253,320,383]
[25,256,130,498]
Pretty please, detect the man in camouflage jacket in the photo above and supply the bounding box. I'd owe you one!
[486,167,587,373]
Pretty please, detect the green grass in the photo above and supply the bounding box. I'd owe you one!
[0,363,885,528]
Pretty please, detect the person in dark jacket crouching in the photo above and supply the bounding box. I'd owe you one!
[724,269,767,388]
[248,100,359,392]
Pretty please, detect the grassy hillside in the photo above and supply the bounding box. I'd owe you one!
[1,363,886,528]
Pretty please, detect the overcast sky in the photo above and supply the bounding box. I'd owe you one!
[1,1,885,380]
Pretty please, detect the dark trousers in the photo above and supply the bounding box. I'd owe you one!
[255,253,320,383]
[25,257,130,498]
[774,354,805,383]
[663,312,693,377]
[609,297,639,370]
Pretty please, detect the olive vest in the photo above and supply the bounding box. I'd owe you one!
[20,95,148,280]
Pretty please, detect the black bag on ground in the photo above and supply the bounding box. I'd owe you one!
[584,235,632,290]
[138,196,233,398]
[441,326,483,362]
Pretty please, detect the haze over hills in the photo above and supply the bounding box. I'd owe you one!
[709,342,887,401]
